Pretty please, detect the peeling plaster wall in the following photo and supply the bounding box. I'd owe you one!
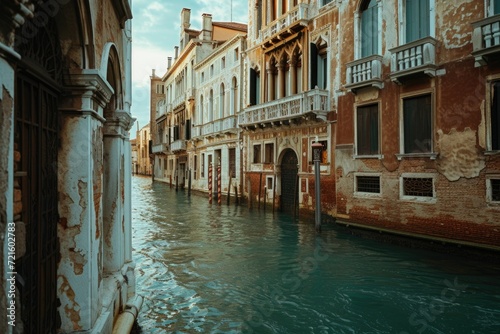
[333,0,500,246]
[58,115,102,331]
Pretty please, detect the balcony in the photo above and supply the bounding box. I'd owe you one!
[345,55,383,92]
[239,88,330,129]
[156,100,169,121]
[172,94,185,111]
[170,139,187,152]
[390,37,437,84]
[260,4,309,47]
[201,115,238,137]
[472,14,500,67]
[151,143,171,154]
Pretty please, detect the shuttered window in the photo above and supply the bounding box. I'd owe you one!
[403,94,432,153]
[406,0,430,43]
[357,104,379,155]
[361,0,379,57]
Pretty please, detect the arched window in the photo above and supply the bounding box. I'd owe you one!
[200,94,204,124]
[231,77,238,115]
[209,89,214,122]
[219,83,225,118]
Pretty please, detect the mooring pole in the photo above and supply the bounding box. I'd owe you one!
[272,175,276,215]
[227,170,232,206]
[209,164,213,204]
[217,164,221,205]
[258,172,262,210]
[188,169,192,197]
[312,140,323,232]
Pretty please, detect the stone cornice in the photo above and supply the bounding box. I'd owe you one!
[66,69,115,109]
[104,110,136,138]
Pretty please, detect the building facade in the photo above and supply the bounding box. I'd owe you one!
[330,0,500,247]
[0,1,139,333]
[151,9,247,200]
[136,123,152,175]
[242,0,335,215]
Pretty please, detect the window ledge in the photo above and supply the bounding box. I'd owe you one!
[353,154,384,160]
[354,192,382,199]
[396,153,438,161]
[484,150,500,156]
[400,196,437,204]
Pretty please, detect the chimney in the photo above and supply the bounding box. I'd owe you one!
[201,13,213,41]
[167,57,172,70]
[181,8,191,29]
[152,69,156,77]
[174,46,179,60]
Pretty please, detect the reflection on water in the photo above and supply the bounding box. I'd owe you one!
[131,176,500,334]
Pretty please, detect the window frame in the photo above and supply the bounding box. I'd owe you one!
[399,173,437,203]
[486,175,500,204]
[398,0,435,45]
[354,102,381,158]
[354,172,382,198]
[264,142,275,164]
[253,144,262,163]
[398,91,437,160]
[355,0,382,59]
[486,76,500,152]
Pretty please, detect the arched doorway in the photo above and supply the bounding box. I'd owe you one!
[280,149,298,214]
[14,11,62,333]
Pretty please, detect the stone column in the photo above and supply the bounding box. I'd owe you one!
[267,66,274,101]
[277,62,285,99]
[290,59,297,95]
[57,70,112,332]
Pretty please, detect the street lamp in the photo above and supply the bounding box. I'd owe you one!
[312,139,323,232]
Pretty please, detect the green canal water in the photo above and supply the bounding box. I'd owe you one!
[131,176,500,334]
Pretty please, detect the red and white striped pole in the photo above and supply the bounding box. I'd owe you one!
[208,164,213,204]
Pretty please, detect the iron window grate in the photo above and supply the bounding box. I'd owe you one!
[403,177,433,197]
[357,176,381,193]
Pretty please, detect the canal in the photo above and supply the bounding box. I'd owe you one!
[131,175,500,334]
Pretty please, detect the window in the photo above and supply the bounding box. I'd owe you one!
[221,57,226,69]
[319,140,328,164]
[403,94,432,154]
[220,83,225,118]
[488,178,500,202]
[492,0,500,15]
[356,175,381,194]
[356,104,379,156]
[253,144,262,163]
[250,68,260,105]
[229,148,236,178]
[491,81,500,150]
[322,0,333,6]
[234,48,239,62]
[201,153,205,177]
[405,0,431,43]
[311,43,328,89]
[194,155,198,180]
[201,72,205,83]
[402,177,434,197]
[360,0,379,57]
[210,64,214,77]
[267,177,274,190]
[156,84,164,94]
[264,143,274,163]
[209,89,214,122]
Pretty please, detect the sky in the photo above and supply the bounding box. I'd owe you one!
[130,0,248,138]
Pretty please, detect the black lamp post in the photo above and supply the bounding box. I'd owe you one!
[312,140,323,232]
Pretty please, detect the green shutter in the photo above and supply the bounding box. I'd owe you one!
[495,0,500,14]
[406,0,430,43]
[357,104,379,155]
[404,95,432,153]
[361,0,378,57]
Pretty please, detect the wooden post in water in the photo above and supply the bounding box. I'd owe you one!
[227,170,232,205]
[170,175,172,188]
[247,179,252,209]
[188,169,191,197]
[208,164,213,204]
[217,164,221,205]
[258,173,262,210]
[293,174,298,219]
[272,175,276,215]
[234,185,239,206]
[175,172,178,192]
[263,186,267,212]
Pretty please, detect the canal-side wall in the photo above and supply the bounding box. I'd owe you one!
[331,0,500,247]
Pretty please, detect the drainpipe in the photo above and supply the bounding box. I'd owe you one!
[112,295,144,334]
